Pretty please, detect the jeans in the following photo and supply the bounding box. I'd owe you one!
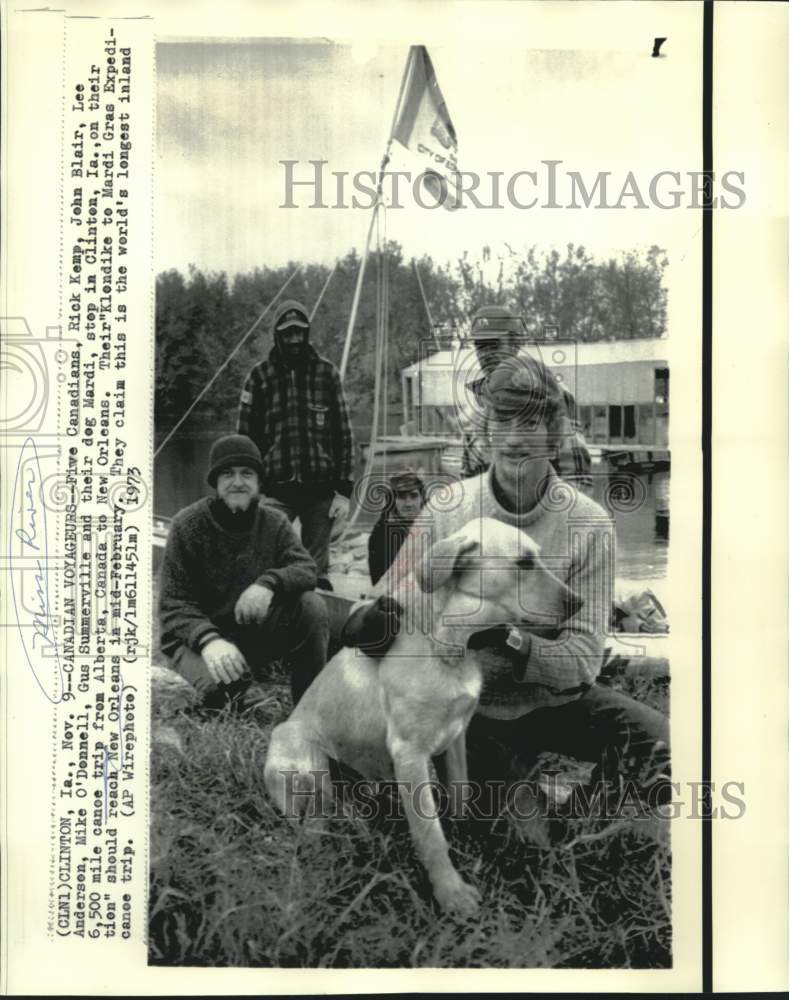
[264,486,335,579]
[466,683,670,810]
[171,591,329,708]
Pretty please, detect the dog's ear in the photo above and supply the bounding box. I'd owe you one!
[416,534,480,593]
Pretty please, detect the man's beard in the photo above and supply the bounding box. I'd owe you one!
[212,492,259,530]
[223,494,255,513]
[279,335,308,366]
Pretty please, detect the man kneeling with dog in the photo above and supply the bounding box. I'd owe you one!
[343,350,670,818]
[158,434,329,711]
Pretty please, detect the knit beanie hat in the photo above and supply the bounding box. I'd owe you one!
[206,434,264,486]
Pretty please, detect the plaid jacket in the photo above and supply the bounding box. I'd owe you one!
[461,377,592,489]
[237,344,354,497]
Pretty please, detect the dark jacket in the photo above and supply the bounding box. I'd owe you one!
[158,497,317,656]
[368,508,420,586]
[237,342,354,498]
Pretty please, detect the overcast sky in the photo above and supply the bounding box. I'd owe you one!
[156,37,699,279]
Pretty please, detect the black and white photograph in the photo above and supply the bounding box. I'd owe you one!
[149,20,683,970]
[3,0,789,993]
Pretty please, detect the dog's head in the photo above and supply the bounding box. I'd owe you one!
[415,518,582,648]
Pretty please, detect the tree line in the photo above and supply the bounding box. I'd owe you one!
[155,242,668,433]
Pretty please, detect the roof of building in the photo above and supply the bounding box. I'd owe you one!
[401,337,668,377]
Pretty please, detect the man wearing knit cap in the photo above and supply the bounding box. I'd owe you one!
[351,352,669,826]
[158,433,329,709]
[238,298,354,587]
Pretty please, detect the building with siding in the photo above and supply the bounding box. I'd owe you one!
[400,337,669,449]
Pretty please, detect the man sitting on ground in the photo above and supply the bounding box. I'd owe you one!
[343,352,669,816]
[158,433,329,710]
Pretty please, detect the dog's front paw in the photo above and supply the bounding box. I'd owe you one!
[433,871,481,916]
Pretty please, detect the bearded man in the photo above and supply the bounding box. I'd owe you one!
[158,434,329,709]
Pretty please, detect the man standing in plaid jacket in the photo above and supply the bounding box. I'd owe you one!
[238,299,354,586]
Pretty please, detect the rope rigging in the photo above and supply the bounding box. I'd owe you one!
[154,263,303,459]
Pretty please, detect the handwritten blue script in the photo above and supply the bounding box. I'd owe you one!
[10,437,65,702]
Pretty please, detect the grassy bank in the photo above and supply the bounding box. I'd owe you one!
[149,661,670,968]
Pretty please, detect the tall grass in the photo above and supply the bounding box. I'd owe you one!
[149,662,670,968]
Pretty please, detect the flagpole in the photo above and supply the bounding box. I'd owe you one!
[338,48,415,382]
[336,49,416,544]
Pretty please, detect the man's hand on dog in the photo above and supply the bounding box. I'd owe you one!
[467,624,533,681]
[341,595,404,656]
[234,582,274,625]
[201,637,248,685]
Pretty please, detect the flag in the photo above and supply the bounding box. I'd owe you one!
[392,46,461,210]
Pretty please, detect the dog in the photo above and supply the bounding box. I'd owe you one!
[264,517,581,915]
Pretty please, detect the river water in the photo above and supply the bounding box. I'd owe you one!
[591,469,669,582]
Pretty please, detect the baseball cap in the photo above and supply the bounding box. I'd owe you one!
[470,305,525,341]
[273,299,310,332]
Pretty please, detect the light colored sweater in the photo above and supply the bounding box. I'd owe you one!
[371,467,615,706]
